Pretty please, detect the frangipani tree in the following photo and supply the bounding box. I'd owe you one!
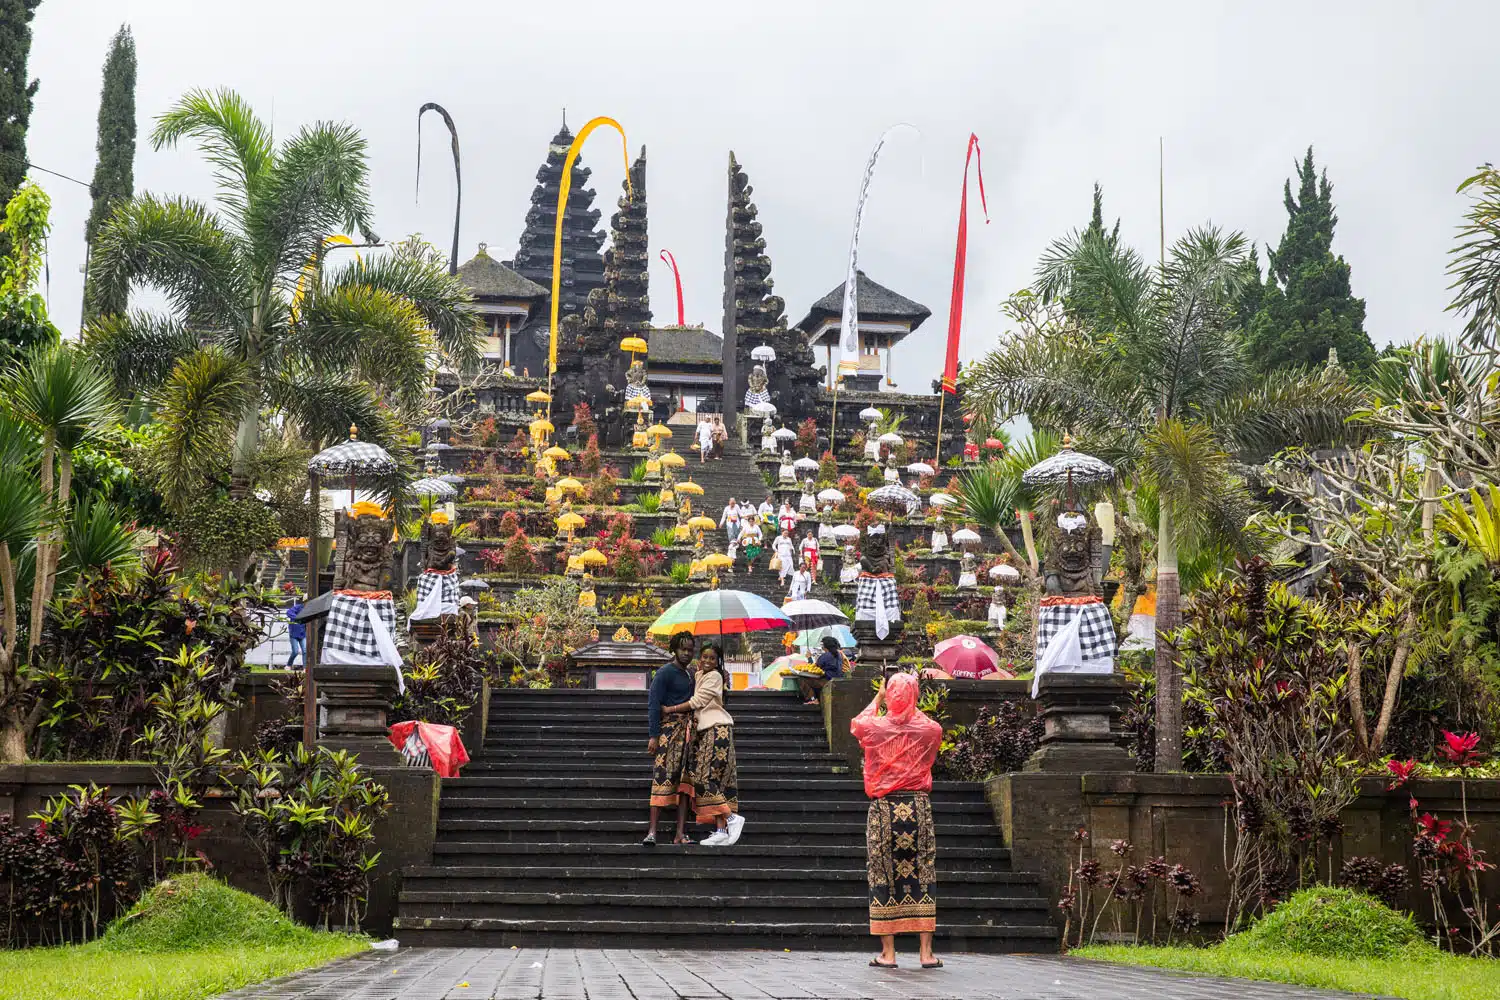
[966,224,1363,771]
[86,89,480,493]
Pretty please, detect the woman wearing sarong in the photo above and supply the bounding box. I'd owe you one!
[644,633,698,846]
[852,672,943,969]
[664,642,744,846]
[739,517,764,570]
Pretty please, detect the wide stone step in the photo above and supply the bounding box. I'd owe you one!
[389,917,1059,952]
[439,776,978,795]
[426,841,1016,869]
[434,818,1000,847]
[396,891,1050,924]
[482,732,827,749]
[485,712,825,727]
[490,691,809,706]
[458,761,851,777]
[486,723,825,738]
[437,796,993,821]
[402,862,1029,886]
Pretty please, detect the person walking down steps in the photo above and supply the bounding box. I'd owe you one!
[853,672,944,970]
[662,641,744,846]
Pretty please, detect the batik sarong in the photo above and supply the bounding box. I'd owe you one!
[866,790,937,936]
[649,713,694,808]
[688,723,738,824]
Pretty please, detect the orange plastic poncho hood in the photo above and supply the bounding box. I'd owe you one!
[850,672,942,799]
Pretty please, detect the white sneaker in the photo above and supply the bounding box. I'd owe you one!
[725,814,746,845]
[701,829,730,847]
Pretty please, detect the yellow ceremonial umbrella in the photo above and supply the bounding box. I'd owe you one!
[544,445,571,461]
[687,515,717,531]
[556,477,584,494]
[677,480,704,496]
[529,417,555,435]
[646,423,673,440]
[702,553,732,569]
[620,335,648,355]
[579,548,608,567]
[660,451,685,469]
[526,390,553,404]
[625,396,652,412]
[556,511,585,533]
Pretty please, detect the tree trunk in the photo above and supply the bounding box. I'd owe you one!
[26,432,56,652]
[1346,642,1371,759]
[0,720,25,764]
[1370,607,1417,756]
[230,392,260,498]
[37,450,73,612]
[1153,504,1183,772]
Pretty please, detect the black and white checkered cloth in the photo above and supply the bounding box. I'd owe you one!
[307,440,397,477]
[414,571,458,612]
[1035,599,1117,664]
[855,575,902,639]
[743,387,771,408]
[325,593,398,661]
[400,728,431,769]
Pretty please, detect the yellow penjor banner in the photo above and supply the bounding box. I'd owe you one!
[549,117,632,378]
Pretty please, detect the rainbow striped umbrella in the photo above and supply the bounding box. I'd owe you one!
[647,589,792,637]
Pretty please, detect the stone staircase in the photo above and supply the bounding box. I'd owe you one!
[682,440,772,516]
[392,688,1058,951]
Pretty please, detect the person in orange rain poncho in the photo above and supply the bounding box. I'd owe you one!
[851,672,944,970]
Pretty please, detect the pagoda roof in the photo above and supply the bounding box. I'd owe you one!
[457,246,547,301]
[648,325,723,366]
[795,270,932,333]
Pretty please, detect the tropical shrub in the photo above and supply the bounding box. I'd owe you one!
[392,617,492,728]
[795,417,817,457]
[818,449,838,483]
[1058,829,1204,948]
[1225,887,1424,959]
[639,493,661,514]
[490,579,597,671]
[170,493,283,575]
[31,551,266,761]
[228,745,390,930]
[579,433,603,476]
[936,701,1041,780]
[572,401,597,442]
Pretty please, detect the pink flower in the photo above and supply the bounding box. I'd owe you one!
[1441,731,1482,768]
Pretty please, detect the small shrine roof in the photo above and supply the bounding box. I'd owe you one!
[795,270,932,335]
[648,325,723,365]
[566,639,668,666]
[457,245,547,301]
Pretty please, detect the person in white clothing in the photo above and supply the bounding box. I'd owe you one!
[788,562,812,602]
[778,502,799,535]
[773,529,797,585]
[697,419,714,462]
[720,498,741,549]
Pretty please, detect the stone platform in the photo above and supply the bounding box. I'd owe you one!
[216,948,1376,1000]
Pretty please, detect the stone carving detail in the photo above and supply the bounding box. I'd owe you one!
[1042,506,1103,597]
[422,519,457,573]
[334,511,392,592]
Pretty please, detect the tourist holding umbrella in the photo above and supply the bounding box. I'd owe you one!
[644,632,698,846]
[660,641,743,846]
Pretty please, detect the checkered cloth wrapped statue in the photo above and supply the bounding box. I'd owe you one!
[854,525,901,640]
[1031,507,1116,695]
[321,502,404,692]
[410,569,459,623]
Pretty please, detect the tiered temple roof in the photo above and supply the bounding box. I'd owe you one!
[583,146,651,344]
[505,122,608,323]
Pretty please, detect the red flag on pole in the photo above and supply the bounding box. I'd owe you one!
[942,134,988,393]
[659,249,685,326]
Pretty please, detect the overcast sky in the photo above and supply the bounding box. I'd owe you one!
[26,1,1498,380]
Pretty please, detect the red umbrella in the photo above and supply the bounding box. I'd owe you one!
[983,437,1005,450]
[933,634,1004,679]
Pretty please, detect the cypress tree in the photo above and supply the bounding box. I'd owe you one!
[1244,147,1376,373]
[0,0,41,258]
[83,24,136,320]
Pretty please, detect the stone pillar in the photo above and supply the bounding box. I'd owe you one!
[852,619,904,671]
[315,663,402,764]
[1023,672,1132,772]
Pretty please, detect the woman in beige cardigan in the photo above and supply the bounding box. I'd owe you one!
[662,642,744,846]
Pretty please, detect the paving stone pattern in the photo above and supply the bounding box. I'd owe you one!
[215,948,1383,1000]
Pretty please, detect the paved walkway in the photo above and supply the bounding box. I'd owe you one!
[217,948,1379,1000]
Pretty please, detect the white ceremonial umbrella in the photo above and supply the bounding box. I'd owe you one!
[817,488,846,503]
[906,462,934,476]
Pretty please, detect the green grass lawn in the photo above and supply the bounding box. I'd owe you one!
[1076,944,1500,1000]
[0,937,367,1000]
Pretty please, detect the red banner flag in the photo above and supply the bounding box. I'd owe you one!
[659,249,685,326]
[942,134,988,393]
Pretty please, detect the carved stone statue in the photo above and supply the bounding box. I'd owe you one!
[839,540,860,584]
[743,364,770,408]
[578,573,597,610]
[958,548,978,589]
[1042,506,1103,597]
[777,451,796,485]
[564,538,586,578]
[860,527,894,576]
[675,504,692,543]
[623,358,650,406]
[334,510,392,592]
[988,585,1008,629]
[883,452,900,483]
[931,513,948,554]
[421,518,457,573]
[658,467,678,511]
[631,407,650,449]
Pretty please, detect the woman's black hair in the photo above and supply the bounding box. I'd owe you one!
[821,635,841,654]
[698,642,729,701]
[669,631,695,652]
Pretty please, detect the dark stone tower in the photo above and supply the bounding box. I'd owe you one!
[505,121,608,324]
[721,153,822,430]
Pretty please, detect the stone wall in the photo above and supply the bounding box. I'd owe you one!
[0,760,438,935]
[986,771,1500,936]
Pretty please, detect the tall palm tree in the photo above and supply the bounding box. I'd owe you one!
[0,342,116,650]
[86,89,480,491]
[966,224,1363,771]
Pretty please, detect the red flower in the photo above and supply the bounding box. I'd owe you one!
[1418,813,1453,842]
[1386,758,1418,789]
[1440,731,1482,767]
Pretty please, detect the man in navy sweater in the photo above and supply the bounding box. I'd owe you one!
[644,632,698,846]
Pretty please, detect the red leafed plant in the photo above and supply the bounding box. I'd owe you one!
[1407,732,1495,955]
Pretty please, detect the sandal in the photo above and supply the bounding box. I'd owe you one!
[921,959,944,970]
[869,958,898,969]
[640,832,656,847]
